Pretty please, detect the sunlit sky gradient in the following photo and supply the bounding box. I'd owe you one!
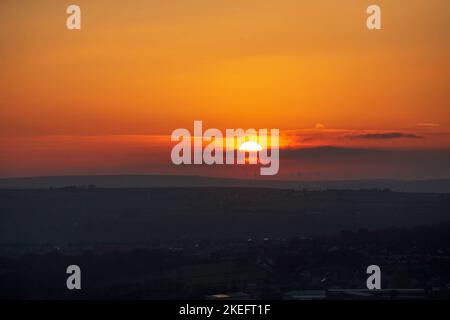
[0,0,449,179]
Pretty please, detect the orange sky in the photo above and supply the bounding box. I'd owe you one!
[0,1,449,179]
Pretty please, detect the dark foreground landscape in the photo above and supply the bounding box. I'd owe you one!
[1,187,450,299]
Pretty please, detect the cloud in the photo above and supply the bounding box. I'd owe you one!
[416,123,440,127]
[315,123,325,129]
[345,132,423,140]
[279,146,450,180]
[281,146,450,164]
[281,146,382,158]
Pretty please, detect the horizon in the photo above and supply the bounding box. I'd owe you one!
[2,173,450,194]
[2,173,450,182]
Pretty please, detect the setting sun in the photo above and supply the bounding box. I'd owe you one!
[239,141,263,152]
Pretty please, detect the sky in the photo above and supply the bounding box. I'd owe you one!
[0,0,449,180]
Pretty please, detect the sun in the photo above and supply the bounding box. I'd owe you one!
[239,141,263,152]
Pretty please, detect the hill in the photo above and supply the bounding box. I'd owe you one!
[1,175,450,193]
[1,188,449,244]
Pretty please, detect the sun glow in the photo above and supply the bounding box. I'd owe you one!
[239,141,263,152]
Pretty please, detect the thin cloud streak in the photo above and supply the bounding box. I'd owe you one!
[345,132,423,140]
